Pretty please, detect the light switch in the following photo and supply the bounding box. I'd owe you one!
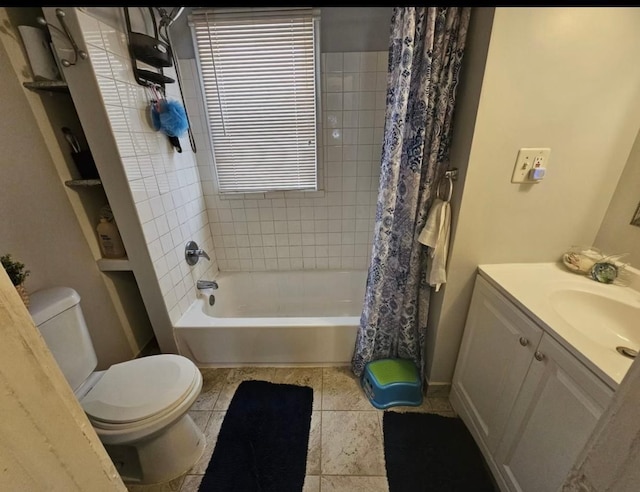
[511,148,551,183]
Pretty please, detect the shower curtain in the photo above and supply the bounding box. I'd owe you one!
[351,7,471,380]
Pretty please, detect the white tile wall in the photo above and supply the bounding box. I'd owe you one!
[184,51,388,271]
[77,6,388,326]
[77,11,218,324]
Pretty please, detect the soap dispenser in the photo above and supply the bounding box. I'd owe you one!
[97,217,126,259]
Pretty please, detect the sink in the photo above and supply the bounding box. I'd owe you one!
[549,289,640,349]
[478,261,640,386]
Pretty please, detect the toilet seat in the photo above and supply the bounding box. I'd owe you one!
[81,354,199,427]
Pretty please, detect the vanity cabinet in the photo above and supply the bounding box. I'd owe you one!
[450,274,614,492]
[451,275,543,454]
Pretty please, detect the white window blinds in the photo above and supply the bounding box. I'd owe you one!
[190,8,320,193]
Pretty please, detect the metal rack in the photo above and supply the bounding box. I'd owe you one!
[123,7,175,92]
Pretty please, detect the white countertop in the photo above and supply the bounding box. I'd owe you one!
[477,262,640,389]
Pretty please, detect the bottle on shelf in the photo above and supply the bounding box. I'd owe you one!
[96,213,126,259]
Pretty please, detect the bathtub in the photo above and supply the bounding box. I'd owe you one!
[174,270,367,366]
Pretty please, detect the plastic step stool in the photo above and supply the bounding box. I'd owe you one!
[361,358,423,409]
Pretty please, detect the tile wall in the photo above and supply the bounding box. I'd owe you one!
[76,6,389,325]
[77,10,218,324]
[182,51,388,271]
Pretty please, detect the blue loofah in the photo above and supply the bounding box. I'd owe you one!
[158,99,189,137]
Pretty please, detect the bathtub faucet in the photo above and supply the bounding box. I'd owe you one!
[197,280,218,290]
[185,241,210,265]
[190,248,210,260]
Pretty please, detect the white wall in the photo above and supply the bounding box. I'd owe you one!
[428,7,640,384]
[0,26,136,368]
[186,52,387,271]
[319,8,393,53]
[75,9,218,325]
[425,7,495,393]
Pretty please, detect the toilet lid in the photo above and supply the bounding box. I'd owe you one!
[81,354,199,424]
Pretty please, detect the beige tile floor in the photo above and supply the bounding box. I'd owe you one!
[125,366,457,492]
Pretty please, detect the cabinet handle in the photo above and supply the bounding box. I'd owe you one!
[534,351,545,361]
[519,337,529,347]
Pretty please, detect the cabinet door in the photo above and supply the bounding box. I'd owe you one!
[451,275,544,453]
[495,333,613,492]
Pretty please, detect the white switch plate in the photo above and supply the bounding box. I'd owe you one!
[511,148,551,183]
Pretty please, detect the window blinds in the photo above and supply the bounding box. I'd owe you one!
[190,8,319,193]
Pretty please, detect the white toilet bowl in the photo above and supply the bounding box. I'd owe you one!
[28,287,205,485]
[77,354,205,484]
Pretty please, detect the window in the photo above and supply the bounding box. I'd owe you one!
[190,8,320,194]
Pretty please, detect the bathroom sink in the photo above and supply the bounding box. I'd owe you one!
[549,289,640,349]
[477,262,640,387]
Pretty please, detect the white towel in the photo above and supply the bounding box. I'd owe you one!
[417,198,451,292]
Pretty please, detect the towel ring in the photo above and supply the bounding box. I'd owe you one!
[436,168,458,202]
[436,175,454,202]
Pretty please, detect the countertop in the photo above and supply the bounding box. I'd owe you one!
[477,261,640,390]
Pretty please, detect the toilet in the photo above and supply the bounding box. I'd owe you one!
[28,286,205,485]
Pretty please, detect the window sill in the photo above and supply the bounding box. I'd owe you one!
[217,190,326,200]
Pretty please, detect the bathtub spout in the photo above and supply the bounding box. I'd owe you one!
[197,280,218,290]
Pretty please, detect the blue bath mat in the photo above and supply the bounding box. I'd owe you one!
[198,380,313,492]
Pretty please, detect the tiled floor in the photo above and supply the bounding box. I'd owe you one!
[125,366,457,492]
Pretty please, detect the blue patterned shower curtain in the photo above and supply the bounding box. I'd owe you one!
[351,7,471,379]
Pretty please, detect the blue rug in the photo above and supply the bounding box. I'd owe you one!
[383,412,497,491]
[198,380,313,492]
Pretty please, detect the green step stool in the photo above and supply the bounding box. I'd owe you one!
[361,358,423,409]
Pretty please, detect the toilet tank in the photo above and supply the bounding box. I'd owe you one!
[28,287,98,392]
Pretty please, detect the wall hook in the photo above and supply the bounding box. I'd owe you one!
[37,8,88,67]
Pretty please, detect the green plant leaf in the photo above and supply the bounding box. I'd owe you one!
[1,253,30,286]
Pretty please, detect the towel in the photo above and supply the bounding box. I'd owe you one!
[418,198,451,292]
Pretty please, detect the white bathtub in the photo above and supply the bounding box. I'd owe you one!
[174,270,367,366]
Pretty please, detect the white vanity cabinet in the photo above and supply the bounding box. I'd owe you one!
[450,275,544,454]
[493,331,612,492]
[450,273,614,492]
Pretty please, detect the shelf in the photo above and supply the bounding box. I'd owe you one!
[23,80,69,94]
[136,68,175,86]
[97,258,132,272]
[65,179,102,187]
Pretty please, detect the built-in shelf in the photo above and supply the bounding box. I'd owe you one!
[64,179,102,187]
[23,80,69,94]
[97,258,132,272]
